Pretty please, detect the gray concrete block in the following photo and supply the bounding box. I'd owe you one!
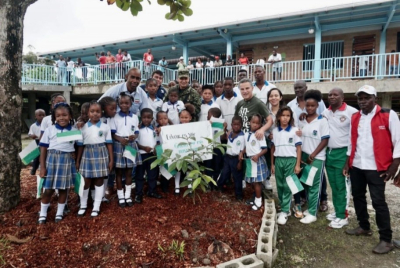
[216,254,264,268]
[263,199,277,221]
[256,219,275,267]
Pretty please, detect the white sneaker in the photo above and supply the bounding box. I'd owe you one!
[303,209,310,216]
[263,179,272,190]
[242,180,246,189]
[329,218,349,229]
[277,212,289,225]
[300,214,317,224]
[326,212,336,221]
[131,183,136,189]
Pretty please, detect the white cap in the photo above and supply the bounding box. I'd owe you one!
[355,85,377,96]
[179,56,184,60]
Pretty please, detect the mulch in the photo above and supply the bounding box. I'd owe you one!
[0,169,263,268]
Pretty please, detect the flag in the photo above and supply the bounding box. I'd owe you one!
[300,164,318,186]
[156,145,177,180]
[210,117,225,130]
[36,175,45,199]
[123,145,137,163]
[245,158,257,178]
[286,174,304,194]
[56,130,82,143]
[19,140,40,165]
[74,172,85,198]
[345,176,351,208]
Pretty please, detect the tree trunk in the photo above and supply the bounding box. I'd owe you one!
[0,0,36,212]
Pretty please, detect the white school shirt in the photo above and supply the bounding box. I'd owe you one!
[244,132,268,157]
[110,111,139,137]
[322,103,358,149]
[39,124,76,152]
[199,100,220,121]
[226,131,245,156]
[347,105,400,170]
[287,97,326,118]
[28,122,41,140]
[76,121,112,146]
[137,125,157,154]
[216,92,240,131]
[298,115,330,161]
[252,81,276,103]
[40,115,53,133]
[162,100,185,125]
[271,125,302,158]
[147,95,163,123]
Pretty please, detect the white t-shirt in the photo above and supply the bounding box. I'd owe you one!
[162,100,185,125]
[252,81,276,103]
[244,132,267,157]
[322,103,358,149]
[298,115,330,161]
[40,115,53,133]
[137,126,157,154]
[110,111,139,137]
[67,61,74,71]
[215,93,241,130]
[359,55,369,70]
[29,122,41,140]
[148,96,163,124]
[199,100,220,121]
[287,97,326,118]
[39,124,77,152]
[77,121,112,146]
[226,131,245,156]
[122,54,132,62]
[56,60,66,68]
[268,54,282,68]
[271,125,302,158]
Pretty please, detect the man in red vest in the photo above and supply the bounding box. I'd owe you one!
[343,85,400,254]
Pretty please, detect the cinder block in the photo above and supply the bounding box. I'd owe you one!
[216,254,264,268]
[256,219,275,267]
[263,199,276,221]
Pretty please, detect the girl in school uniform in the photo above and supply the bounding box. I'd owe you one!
[239,114,269,211]
[76,101,114,217]
[298,89,329,224]
[270,106,302,225]
[110,92,141,208]
[38,103,77,224]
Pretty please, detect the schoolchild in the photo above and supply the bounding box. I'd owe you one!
[40,93,67,137]
[162,88,185,125]
[199,85,220,121]
[28,109,46,175]
[213,80,224,100]
[155,111,172,193]
[146,78,163,125]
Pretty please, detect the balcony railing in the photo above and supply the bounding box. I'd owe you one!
[21,53,400,87]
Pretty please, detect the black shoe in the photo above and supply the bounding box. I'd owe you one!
[245,198,255,206]
[63,204,70,215]
[55,214,63,223]
[147,192,163,199]
[125,198,134,207]
[118,198,126,208]
[37,216,47,225]
[135,195,143,204]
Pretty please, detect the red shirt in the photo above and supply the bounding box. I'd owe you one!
[238,57,249,65]
[98,56,107,69]
[116,54,123,63]
[143,53,154,65]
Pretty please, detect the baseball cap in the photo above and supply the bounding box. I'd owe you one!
[355,85,377,96]
[178,69,189,78]
[179,56,184,60]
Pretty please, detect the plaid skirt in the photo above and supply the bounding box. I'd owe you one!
[245,155,270,183]
[44,150,76,189]
[80,143,109,178]
[113,140,142,168]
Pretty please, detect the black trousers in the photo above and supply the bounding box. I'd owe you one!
[135,153,159,196]
[349,166,392,242]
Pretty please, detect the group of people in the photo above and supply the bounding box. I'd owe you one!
[29,64,400,254]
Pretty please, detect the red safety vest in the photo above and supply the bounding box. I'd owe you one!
[349,105,393,171]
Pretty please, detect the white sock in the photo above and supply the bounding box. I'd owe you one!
[56,203,65,216]
[91,189,95,200]
[175,173,181,190]
[254,197,262,207]
[40,203,50,217]
[80,189,89,209]
[117,189,124,201]
[103,178,108,197]
[125,184,132,199]
[93,185,103,211]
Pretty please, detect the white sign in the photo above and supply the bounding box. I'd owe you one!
[160,121,213,164]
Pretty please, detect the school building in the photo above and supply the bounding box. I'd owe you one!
[22,0,400,125]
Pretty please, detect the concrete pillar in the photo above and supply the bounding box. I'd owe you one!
[27,93,36,119]
[183,44,188,65]
[313,28,322,82]
[63,90,71,104]
[226,37,232,59]
[381,92,392,109]
[379,30,387,78]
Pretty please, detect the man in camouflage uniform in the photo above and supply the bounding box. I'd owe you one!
[164,69,202,121]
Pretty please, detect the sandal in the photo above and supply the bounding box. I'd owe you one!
[55,214,63,223]
[251,203,262,211]
[125,198,134,207]
[37,216,47,225]
[77,207,87,217]
[91,210,100,218]
[118,198,126,208]
[102,197,110,204]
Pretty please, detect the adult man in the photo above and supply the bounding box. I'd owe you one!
[66,57,74,85]
[143,48,154,79]
[158,56,168,72]
[56,55,67,85]
[344,85,400,254]
[76,58,87,81]
[115,49,124,80]
[387,50,399,76]
[233,69,248,96]
[164,69,202,121]
[216,77,242,131]
[268,50,282,81]
[205,57,214,83]
[322,88,358,229]
[99,68,149,115]
[106,51,116,81]
[122,50,132,78]
[140,70,166,99]
[358,52,369,77]
[252,65,276,103]
[225,55,234,77]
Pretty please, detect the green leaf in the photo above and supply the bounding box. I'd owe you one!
[165,0,172,6]
[181,7,193,16]
[177,14,184,21]
[117,0,131,11]
[157,0,166,4]
[186,160,199,170]
[165,12,171,19]
[168,162,177,172]
[150,159,161,170]
[209,177,217,186]
[213,130,225,140]
[181,0,191,8]
[182,161,188,173]
[180,180,192,187]
[183,189,192,198]
[216,146,225,155]
[188,170,201,178]
[177,160,183,171]
[193,178,201,190]
[200,183,206,192]
[204,137,213,143]
[130,0,143,15]
[202,174,212,183]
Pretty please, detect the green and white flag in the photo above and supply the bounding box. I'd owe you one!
[74,172,85,198]
[56,130,82,143]
[36,175,45,199]
[156,145,177,180]
[286,174,304,194]
[211,117,225,130]
[300,164,318,186]
[19,140,40,165]
[245,158,258,178]
[123,145,137,163]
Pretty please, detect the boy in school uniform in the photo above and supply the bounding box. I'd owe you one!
[215,77,241,132]
[218,116,245,200]
[28,109,46,175]
[135,108,162,203]
[146,78,163,125]
[199,85,220,121]
[162,88,185,125]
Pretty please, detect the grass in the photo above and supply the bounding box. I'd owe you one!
[0,237,10,266]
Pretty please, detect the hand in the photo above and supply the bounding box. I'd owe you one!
[271,165,275,174]
[380,161,400,182]
[128,134,137,141]
[251,155,259,162]
[237,161,242,171]
[71,152,76,160]
[343,162,349,177]
[238,152,244,161]
[30,135,38,140]
[294,165,301,175]
[144,146,152,153]
[39,169,46,178]
[268,133,273,140]
[155,127,161,135]
[76,162,80,171]
[306,154,315,164]
[108,161,114,172]
[296,129,302,137]
[255,129,265,140]
[299,113,307,121]
[119,138,129,146]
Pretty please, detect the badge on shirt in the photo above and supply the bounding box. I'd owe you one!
[251,140,256,146]
[99,131,103,137]
[236,140,241,146]
[134,98,140,104]
[289,138,293,143]
[313,130,318,136]
[153,131,156,138]
[340,116,346,122]
[131,126,135,132]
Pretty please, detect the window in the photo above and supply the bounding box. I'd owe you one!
[302,41,344,70]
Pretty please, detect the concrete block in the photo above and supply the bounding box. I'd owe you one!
[216,254,263,268]
[263,199,277,222]
[256,219,274,266]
